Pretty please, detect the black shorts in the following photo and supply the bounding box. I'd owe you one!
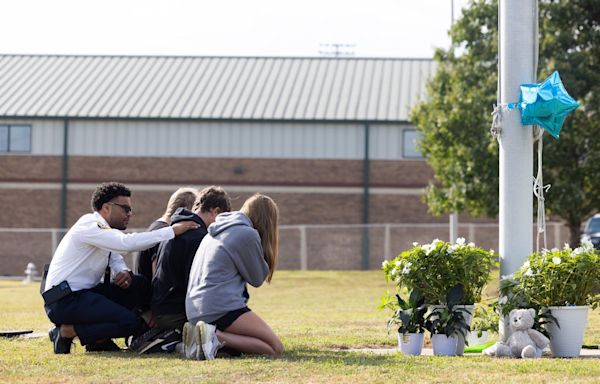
[211,307,251,331]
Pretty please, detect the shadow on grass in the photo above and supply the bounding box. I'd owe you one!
[87,347,433,367]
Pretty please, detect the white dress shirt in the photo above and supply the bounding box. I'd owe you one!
[44,212,175,292]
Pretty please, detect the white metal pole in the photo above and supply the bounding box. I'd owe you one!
[449,212,458,243]
[499,0,536,277]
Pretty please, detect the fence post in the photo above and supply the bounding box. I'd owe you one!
[51,229,58,255]
[384,224,391,261]
[299,226,307,271]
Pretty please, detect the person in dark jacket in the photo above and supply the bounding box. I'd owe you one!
[136,187,198,282]
[150,186,231,331]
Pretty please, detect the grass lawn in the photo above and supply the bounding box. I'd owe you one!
[0,271,599,383]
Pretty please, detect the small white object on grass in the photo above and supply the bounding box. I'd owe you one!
[23,262,37,284]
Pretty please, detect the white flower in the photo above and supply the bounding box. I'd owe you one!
[412,242,419,247]
[391,267,398,276]
[524,268,533,276]
[447,245,457,254]
[402,262,412,275]
[552,256,561,265]
[551,248,559,253]
[498,296,508,305]
[563,243,571,251]
[455,237,466,246]
[431,238,442,247]
[521,260,530,270]
[421,244,435,255]
[468,242,475,248]
[581,238,594,250]
[381,260,390,268]
[571,247,583,257]
[395,259,402,267]
[489,249,495,255]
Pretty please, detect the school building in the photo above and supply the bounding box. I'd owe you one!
[0,54,568,274]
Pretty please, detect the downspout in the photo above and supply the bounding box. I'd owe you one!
[361,123,370,270]
[59,119,69,230]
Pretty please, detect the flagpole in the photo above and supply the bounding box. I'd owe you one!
[498,0,536,277]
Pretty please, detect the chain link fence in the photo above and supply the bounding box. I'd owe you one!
[0,222,570,276]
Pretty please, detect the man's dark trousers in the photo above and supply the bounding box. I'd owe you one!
[45,275,149,345]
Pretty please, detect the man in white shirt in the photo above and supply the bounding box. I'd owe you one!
[43,182,198,354]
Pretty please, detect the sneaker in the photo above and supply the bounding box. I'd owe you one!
[53,330,73,354]
[85,340,121,352]
[136,329,182,354]
[197,321,221,360]
[182,322,199,359]
[48,327,58,343]
[128,327,162,351]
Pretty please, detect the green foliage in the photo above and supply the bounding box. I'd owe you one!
[425,285,471,339]
[470,302,500,337]
[380,288,428,335]
[410,0,600,245]
[382,238,497,304]
[509,241,600,308]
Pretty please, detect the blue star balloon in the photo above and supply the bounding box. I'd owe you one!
[518,71,579,139]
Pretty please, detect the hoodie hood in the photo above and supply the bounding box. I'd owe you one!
[208,211,252,236]
[171,207,206,227]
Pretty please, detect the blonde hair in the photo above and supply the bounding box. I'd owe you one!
[164,187,198,218]
[241,194,279,282]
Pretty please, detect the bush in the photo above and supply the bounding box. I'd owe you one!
[508,241,600,309]
[383,238,497,304]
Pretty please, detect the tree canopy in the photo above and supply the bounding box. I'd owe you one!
[411,0,600,245]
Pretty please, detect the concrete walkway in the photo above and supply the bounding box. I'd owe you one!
[347,347,600,358]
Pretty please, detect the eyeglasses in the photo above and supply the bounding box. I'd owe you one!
[108,202,133,214]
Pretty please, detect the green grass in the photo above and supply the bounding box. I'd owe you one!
[0,271,599,383]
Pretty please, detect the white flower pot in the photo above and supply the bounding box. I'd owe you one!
[431,334,458,356]
[545,306,588,358]
[429,304,474,356]
[398,332,424,356]
[466,330,489,346]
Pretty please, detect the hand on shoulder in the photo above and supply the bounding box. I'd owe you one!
[172,221,200,236]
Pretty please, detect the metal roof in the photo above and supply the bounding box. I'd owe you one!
[0,55,435,122]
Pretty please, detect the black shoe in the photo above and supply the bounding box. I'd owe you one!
[129,328,182,354]
[85,339,121,352]
[53,331,73,354]
[48,327,58,342]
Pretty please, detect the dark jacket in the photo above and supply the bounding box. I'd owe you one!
[137,220,169,282]
[151,208,208,317]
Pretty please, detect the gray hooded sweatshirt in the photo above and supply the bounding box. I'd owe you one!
[185,211,269,324]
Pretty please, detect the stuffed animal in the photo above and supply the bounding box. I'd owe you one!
[483,308,549,358]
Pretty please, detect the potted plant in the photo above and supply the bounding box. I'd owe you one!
[380,288,427,355]
[508,241,600,357]
[425,284,471,356]
[466,302,499,348]
[383,237,497,354]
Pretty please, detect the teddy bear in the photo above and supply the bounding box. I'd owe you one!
[483,308,549,358]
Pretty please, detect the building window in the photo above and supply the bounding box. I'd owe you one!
[0,125,32,152]
[402,129,424,159]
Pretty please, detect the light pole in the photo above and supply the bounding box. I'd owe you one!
[498,0,536,277]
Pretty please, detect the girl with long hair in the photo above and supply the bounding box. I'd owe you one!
[184,193,283,359]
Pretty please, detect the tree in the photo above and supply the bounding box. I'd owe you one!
[411,0,600,246]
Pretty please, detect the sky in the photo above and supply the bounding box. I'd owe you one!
[0,0,471,58]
